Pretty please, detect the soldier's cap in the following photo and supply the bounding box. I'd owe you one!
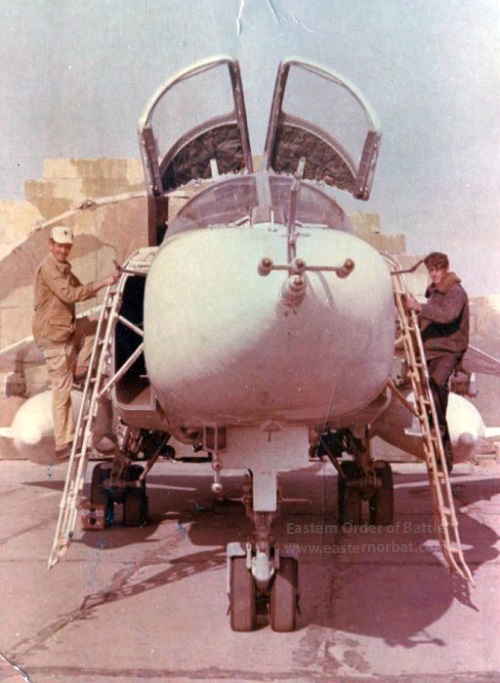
[50,225,74,244]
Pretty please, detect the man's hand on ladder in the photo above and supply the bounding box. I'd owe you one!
[404,293,422,314]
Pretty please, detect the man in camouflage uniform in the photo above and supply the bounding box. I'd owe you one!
[33,225,119,458]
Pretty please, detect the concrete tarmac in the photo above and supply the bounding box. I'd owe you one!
[0,459,498,683]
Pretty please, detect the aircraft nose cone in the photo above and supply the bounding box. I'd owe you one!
[144,226,394,424]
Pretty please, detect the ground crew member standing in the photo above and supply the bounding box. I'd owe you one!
[33,226,119,458]
[407,251,470,472]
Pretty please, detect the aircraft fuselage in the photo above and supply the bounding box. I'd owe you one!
[144,176,395,437]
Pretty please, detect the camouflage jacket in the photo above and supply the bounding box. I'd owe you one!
[33,252,95,347]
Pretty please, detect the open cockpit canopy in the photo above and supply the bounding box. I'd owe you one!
[138,56,381,201]
[263,58,381,200]
[138,56,253,196]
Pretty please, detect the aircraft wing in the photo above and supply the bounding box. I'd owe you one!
[0,336,44,370]
[462,345,500,376]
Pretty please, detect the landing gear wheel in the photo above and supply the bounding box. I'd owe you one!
[369,461,394,525]
[123,489,148,527]
[270,557,298,632]
[229,557,256,632]
[90,463,114,526]
[123,465,148,527]
[90,463,110,506]
[338,461,362,525]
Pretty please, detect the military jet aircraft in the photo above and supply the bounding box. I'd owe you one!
[1,56,499,632]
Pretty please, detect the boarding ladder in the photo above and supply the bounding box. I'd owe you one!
[385,255,473,584]
[48,248,157,569]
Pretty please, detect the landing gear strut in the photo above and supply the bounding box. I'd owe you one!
[337,460,362,525]
[123,465,148,527]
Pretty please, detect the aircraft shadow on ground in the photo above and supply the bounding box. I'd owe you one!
[24,479,66,493]
[295,472,500,646]
[43,467,500,642]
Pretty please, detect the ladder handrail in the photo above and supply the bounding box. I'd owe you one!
[48,248,157,568]
[48,281,121,567]
[384,254,473,584]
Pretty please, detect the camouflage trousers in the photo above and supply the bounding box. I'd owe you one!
[42,319,94,449]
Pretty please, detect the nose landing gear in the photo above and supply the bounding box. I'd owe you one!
[213,424,308,631]
[226,486,299,632]
[227,541,299,633]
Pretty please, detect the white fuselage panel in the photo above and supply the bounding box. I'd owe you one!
[144,225,394,429]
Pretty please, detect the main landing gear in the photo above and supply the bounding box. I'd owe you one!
[90,462,148,527]
[316,429,394,526]
[89,426,172,527]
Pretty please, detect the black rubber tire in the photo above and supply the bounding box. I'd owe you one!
[270,557,298,632]
[229,557,256,632]
[90,463,114,526]
[369,461,394,525]
[123,488,148,527]
[90,463,111,506]
[338,461,362,525]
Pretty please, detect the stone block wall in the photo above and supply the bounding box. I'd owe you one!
[25,159,144,220]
